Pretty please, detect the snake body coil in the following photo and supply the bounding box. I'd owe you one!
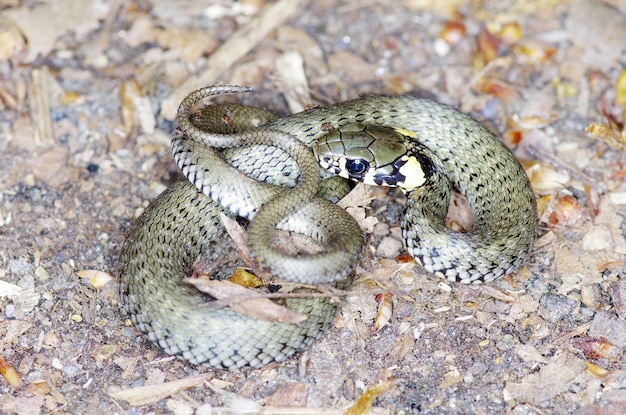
[119,86,537,368]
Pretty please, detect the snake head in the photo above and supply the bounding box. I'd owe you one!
[314,123,432,191]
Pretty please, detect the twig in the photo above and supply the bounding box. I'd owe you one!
[29,68,55,146]
[161,0,309,120]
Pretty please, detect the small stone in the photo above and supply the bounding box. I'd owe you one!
[581,225,613,251]
[5,303,15,318]
[376,236,403,258]
[63,365,80,378]
[34,265,50,282]
[581,284,603,311]
[372,221,389,237]
[496,334,517,351]
[51,358,64,370]
[538,294,578,323]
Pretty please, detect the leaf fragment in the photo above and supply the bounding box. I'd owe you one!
[108,373,211,406]
[75,269,114,289]
[0,355,23,388]
[186,277,307,324]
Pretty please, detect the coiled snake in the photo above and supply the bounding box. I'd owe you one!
[119,85,537,368]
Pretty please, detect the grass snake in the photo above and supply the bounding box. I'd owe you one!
[119,85,537,368]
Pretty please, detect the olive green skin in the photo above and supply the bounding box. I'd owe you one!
[119,85,536,368]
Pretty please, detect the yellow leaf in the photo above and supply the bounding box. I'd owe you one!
[75,269,114,289]
[616,69,626,107]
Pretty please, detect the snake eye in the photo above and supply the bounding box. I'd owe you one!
[345,158,369,175]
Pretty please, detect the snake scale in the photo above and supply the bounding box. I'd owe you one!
[119,85,537,368]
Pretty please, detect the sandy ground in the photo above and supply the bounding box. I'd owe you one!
[1,0,626,414]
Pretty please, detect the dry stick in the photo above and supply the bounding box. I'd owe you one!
[29,68,55,145]
[161,0,309,120]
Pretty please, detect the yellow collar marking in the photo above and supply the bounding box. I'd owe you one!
[398,156,426,190]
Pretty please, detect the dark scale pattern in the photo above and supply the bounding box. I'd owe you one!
[120,86,537,369]
[120,86,363,368]
[300,95,537,284]
[119,179,348,368]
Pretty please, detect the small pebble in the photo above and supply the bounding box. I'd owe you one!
[122,327,135,337]
[581,225,613,251]
[63,365,80,378]
[538,294,578,323]
[496,334,517,351]
[51,358,64,370]
[9,259,34,277]
[5,303,15,318]
[372,221,389,237]
[376,236,403,258]
[581,283,605,312]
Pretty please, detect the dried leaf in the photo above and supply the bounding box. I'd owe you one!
[584,361,610,377]
[514,343,549,364]
[262,382,310,407]
[0,16,27,61]
[220,213,256,268]
[439,367,463,390]
[548,195,583,227]
[511,112,559,129]
[572,337,620,360]
[275,50,310,114]
[373,293,393,332]
[525,164,569,193]
[23,379,51,395]
[475,25,499,66]
[607,281,626,321]
[514,41,556,64]
[440,21,466,45]
[155,26,218,63]
[120,80,144,136]
[342,379,396,415]
[403,0,465,18]
[475,285,515,303]
[228,268,263,288]
[328,50,377,83]
[108,373,211,406]
[0,280,22,297]
[94,345,118,362]
[498,22,522,45]
[185,278,307,324]
[75,269,114,289]
[480,78,519,103]
[616,69,626,107]
[207,382,263,413]
[337,183,377,232]
[588,311,626,349]
[0,394,44,415]
[0,355,23,388]
[585,122,626,150]
[503,352,586,406]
